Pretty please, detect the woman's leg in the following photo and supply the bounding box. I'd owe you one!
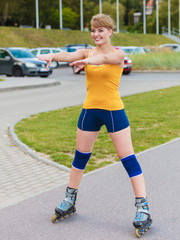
[68,128,100,189]
[109,126,146,198]
[53,128,99,220]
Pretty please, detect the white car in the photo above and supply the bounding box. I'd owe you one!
[30,47,68,68]
[159,44,180,52]
[118,46,146,55]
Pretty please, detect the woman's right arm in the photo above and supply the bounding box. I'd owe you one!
[36,49,88,70]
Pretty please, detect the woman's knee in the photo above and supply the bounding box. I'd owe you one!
[72,149,92,170]
[120,154,142,178]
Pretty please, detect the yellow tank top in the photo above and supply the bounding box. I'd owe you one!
[83,50,124,111]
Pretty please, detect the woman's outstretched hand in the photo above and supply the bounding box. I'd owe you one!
[36,54,53,70]
[70,59,88,73]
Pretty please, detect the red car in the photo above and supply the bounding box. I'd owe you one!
[123,56,133,74]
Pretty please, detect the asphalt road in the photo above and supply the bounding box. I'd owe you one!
[0,139,180,240]
[0,69,180,240]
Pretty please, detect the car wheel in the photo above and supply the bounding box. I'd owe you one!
[123,71,131,75]
[50,61,59,68]
[72,66,80,74]
[40,75,49,78]
[12,66,24,77]
[54,61,59,68]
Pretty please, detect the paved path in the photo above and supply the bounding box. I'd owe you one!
[0,138,180,240]
[0,70,180,239]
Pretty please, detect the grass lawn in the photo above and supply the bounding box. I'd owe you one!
[131,52,180,70]
[15,86,180,173]
[0,27,176,48]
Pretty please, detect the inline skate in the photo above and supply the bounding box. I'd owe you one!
[133,197,152,238]
[52,187,78,223]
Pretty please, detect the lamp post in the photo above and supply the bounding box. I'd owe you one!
[80,0,83,31]
[143,0,146,34]
[35,0,39,29]
[179,0,180,35]
[59,0,63,29]
[116,0,119,33]
[99,0,102,14]
[168,0,171,35]
[156,0,159,34]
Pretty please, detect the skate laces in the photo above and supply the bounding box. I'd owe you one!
[135,212,146,221]
[58,200,72,211]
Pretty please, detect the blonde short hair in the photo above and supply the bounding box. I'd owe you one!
[91,14,115,31]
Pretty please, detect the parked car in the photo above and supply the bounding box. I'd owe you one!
[123,56,133,74]
[0,47,52,77]
[159,43,180,52]
[30,47,68,67]
[72,56,132,75]
[118,46,146,55]
[65,44,94,52]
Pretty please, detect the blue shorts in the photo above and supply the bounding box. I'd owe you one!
[77,108,130,133]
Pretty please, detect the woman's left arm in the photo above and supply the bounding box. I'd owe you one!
[70,49,125,73]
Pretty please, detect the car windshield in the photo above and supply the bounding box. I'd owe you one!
[8,49,34,58]
[121,48,133,54]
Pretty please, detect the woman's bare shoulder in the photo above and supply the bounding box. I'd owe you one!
[114,48,125,57]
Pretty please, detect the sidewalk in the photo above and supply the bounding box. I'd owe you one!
[0,137,180,240]
[0,76,70,210]
[0,76,60,92]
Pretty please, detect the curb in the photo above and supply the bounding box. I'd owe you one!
[0,81,61,93]
[8,116,71,173]
[8,112,180,177]
[132,70,180,73]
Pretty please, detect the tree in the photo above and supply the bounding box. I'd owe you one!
[148,0,179,33]
[0,0,19,26]
[62,8,79,29]
[16,0,35,26]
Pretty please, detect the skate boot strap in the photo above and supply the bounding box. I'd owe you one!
[135,197,148,208]
[64,188,78,205]
[136,208,150,216]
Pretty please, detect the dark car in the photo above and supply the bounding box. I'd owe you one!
[0,48,52,77]
[72,56,132,75]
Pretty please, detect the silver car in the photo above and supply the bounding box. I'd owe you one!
[119,46,146,55]
[30,47,68,68]
[159,44,180,52]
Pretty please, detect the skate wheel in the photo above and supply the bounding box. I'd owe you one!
[135,228,142,238]
[52,214,58,223]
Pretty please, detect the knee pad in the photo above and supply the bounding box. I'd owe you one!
[72,149,91,170]
[121,154,142,178]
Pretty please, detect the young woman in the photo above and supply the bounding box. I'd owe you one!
[37,14,152,237]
